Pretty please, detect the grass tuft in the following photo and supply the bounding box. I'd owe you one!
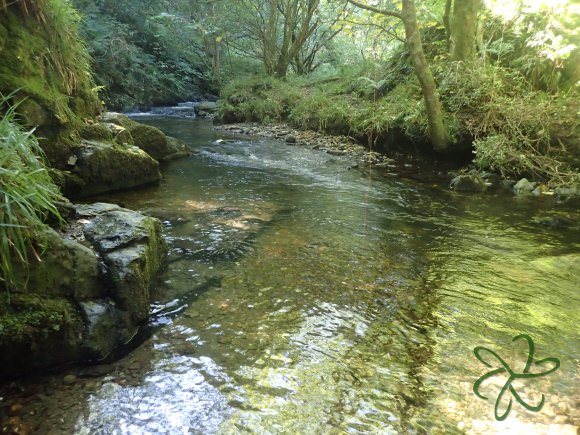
[0,95,63,300]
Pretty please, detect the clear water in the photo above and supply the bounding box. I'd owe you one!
[5,118,580,434]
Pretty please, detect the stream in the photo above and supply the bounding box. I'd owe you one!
[1,117,579,434]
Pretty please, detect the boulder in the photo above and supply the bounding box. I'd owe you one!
[77,122,114,141]
[0,294,85,376]
[12,227,101,301]
[0,203,169,375]
[194,101,217,118]
[450,174,488,192]
[103,122,134,144]
[79,300,138,361]
[513,178,537,195]
[83,208,168,323]
[554,185,579,198]
[66,140,161,198]
[101,112,190,161]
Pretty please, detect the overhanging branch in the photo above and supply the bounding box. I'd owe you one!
[346,0,402,20]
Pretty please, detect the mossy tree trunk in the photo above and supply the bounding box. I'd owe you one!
[401,0,450,152]
[443,0,452,50]
[347,0,451,152]
[450,0,481,61]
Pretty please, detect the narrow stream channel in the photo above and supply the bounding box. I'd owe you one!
[2,117,579,434]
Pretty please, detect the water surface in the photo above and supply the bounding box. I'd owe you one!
[6,118,580,434]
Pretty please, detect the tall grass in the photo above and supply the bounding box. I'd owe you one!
[0,96,63,300]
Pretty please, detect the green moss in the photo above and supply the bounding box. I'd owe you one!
[78,122,114,141]
[0,0,101,167]
[0,293,81,346]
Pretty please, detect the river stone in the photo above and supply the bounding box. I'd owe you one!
[13,227,102,301]
[0,295,84,375]
[79,300,139,360]
[83,209,168,323]
[68,140,161,198]
[77,123,114,141]
[63,374,77,385]
[554,185,579,197]
[75,202,123,218]
[101,112,190,161]
[513,178,537,194]
[194,101,217,118]
[450,174,488,192]
[79,300,118,360]
[103,122,134,145]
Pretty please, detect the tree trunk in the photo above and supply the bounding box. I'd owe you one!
[450,0,480,60]
[401,0,450,152]
[443,0,452,50]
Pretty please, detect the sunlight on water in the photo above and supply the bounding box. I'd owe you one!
[10,117,577,434]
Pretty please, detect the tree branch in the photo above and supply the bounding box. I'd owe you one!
[346,0,402,20]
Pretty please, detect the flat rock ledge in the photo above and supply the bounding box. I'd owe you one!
[0,203,167,377]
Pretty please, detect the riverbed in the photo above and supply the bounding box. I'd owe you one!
[1,117,578,434]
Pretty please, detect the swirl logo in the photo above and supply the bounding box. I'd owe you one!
[473,334,560,421]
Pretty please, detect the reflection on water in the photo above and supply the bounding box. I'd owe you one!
[8,118,580,434]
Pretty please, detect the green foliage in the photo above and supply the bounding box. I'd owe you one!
[72,0,212,109]
[220,52,578,186]
[289,90,353,134]
[0,98,63,297]
[435,60,579,186]
[478,4,579,93]
[218,76,302,123]
[0,0,100,124]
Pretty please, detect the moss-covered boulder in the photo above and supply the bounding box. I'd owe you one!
[64,140,161,198]
[81,206,168,323]
[0,203,168,376]
[194,101,217,119]
[12,227,102,301]
[102,112,191,161]
[0,293,85,376]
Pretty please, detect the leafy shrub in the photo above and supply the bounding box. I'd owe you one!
[289,91,353,134]
[0,99,63,298]
[218,76,301,123]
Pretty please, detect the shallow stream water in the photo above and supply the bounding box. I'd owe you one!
[2,118,579,434]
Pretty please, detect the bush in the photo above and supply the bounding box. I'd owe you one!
[218,76,301,123]
[0,98,63,298]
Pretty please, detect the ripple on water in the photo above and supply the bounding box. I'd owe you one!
[3,117,577,435]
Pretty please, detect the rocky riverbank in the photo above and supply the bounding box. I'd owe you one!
[216,122,579,204]
[0,111,195,378]
[0,203,167,377]
[216,122,392,167]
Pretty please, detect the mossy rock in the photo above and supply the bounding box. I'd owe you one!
[78,122,114,141]
[65,140,161,198]
[79,299,139,361]
[83,209,168,323]
[0,293,84,376]
[11,227,102,301]
[17,97,51,128]
[0,4,100,125]
[102,112,190,161]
